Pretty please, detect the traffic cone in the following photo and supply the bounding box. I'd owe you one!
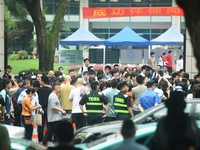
[32,124,38,142]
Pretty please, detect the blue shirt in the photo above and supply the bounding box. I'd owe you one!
[103,88,119,117]
[112,139,148,150]
[139,90,161,110]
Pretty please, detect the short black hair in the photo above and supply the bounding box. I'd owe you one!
[26,88,35,94]
[55,120,74,143]
[163,52,166,56]
[150,52,155,55]
[32,80,40,88]
[83,58,89,62]
[172,72,179,80]
[83,71,89,76]
[105,65,111,70]
[91,81,99,90]
[136,75,144,84]
[183,73,189,80]
[130,73,137,79]
[58,66,63,70]
[114,64,119,68]
[141,65,147,71]
[121,120,135,139]
[111,69,119,76]
[58,76,65,83]
[179,69,184,73]
[97,70,104,77]
[68,69,74,74]
[70,76,77,85]
[111,79,118,88]
[89,70,96,76]
[168,50,172,54]
[52,82,61,90]
[97,75,104,81]
[106,80,112,88]
[5,65,12,70]
[41,75,49,84]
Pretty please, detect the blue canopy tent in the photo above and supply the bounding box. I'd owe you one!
[150,27,184,45]
[60,27,104,46]
[105,26,149,46]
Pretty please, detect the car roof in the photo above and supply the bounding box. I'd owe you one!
[75,99,200,135]
[76,120,200,150]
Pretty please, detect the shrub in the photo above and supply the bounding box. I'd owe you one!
[17,50,29,59]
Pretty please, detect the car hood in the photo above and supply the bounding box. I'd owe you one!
[4,125,25,139]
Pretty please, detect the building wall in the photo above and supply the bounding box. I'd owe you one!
[44,0,183,39]
[0,0,4,77]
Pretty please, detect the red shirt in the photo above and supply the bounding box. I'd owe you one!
[166,54,172,67]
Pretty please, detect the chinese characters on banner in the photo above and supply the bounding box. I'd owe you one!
[82,7,184,19]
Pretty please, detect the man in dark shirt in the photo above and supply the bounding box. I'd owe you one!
[48,120,81,150]
[79,81,109,125]
[0,94,5,123]
[37,75,52,143]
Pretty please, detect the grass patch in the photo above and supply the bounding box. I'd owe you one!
[8,59,69,75]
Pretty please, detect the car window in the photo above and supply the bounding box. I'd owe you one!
[184,103,192,114]
[194,104,200,120]
[141,103,192,124]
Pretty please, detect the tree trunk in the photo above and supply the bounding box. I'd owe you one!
[176,0,200,72]
[22,0,67,71]
[45,0,67,71]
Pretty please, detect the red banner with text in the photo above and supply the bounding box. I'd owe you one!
[82,7,184,19]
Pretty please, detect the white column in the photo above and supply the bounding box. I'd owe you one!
[0,0,4,77]
[185,30,198,78]
[172,0,180,32]
[80,0,89,30]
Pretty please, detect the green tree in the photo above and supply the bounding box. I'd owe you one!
[4,5,15,31]
[22,0,68,71]
[5,0,31,53]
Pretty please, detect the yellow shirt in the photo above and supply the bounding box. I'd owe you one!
[59,84,74,110]
[21,97,34,116]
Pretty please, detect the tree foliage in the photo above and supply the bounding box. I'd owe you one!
[4,5,16,31]
[22,0,68,71]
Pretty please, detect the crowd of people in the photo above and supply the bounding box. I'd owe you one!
[0,50,199,149]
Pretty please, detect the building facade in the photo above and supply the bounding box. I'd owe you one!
[43,0,196,77]
[43,0,185,39]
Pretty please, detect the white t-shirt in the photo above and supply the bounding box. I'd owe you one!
[69,86,86,114]
[176,59,183,71]
[78,65,88,76]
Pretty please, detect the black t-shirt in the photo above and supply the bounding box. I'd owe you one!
[79,90,108,106]
[37,86,52,113]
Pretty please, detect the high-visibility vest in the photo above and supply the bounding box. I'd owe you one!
[85,92,103,114]
[113,92,129,114]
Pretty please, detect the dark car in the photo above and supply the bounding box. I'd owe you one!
[74,99,200,144]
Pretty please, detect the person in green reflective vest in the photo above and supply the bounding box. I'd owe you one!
[79,81,109,126]
[114,81,134,120]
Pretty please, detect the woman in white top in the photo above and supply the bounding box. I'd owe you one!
[176,55,183,71]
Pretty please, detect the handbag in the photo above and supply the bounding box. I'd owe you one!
[33,113,42,126]
[24,117,33,125]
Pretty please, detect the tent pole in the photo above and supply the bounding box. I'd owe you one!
[103,45,106,65]
[148,45,151,59]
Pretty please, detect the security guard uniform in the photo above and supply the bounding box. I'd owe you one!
[113,91,132,120]
[79,90,108,125]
